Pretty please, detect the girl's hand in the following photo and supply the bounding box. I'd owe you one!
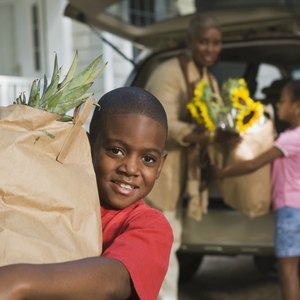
[209,165,224,180]
[216,167,225,179]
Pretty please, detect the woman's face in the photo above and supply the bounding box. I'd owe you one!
[190,27,222,68]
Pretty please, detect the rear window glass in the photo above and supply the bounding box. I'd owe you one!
[211,61,247,86]
[197,0,300,10]
[254,63,282,99]
[210,61,282,100]
[290,67,300,79]
[105,0,300,27]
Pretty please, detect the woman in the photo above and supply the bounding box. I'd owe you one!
[145,13,222,300]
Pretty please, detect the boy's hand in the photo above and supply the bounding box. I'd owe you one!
[0,257,132,300]
[0,265,24,300]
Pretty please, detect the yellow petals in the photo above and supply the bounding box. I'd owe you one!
[236,101,264,133]
[186,76,265,135]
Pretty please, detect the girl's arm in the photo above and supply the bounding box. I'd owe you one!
[0,257,131,300]
[219,146,283,178]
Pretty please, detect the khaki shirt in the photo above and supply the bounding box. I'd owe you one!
[145,56,219,213]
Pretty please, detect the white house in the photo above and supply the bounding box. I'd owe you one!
[0,0,134,106]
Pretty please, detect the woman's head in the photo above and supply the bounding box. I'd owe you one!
[187,13,222,68]
[277,80,300,126]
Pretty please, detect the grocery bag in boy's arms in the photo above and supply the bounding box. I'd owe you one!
[0,52,105,265]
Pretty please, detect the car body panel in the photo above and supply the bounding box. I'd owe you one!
[65,0,300,275]
[65,0,300,48]
[181,210,274,255]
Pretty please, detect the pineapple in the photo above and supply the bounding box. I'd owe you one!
[15,51,106,121]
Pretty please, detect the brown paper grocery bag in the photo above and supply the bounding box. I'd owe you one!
[219,119,275,218]
[0,99,102,266]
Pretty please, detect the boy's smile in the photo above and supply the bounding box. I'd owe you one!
[92,113,167,210]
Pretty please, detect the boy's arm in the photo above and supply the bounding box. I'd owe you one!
[0,257,131,300]
[219,146,283,178]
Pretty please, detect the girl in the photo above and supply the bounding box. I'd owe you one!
[219,80,300,300]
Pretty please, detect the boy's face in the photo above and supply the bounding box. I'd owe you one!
[92,113,167,210]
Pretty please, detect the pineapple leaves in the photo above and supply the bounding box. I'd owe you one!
[68,54,107,90]
[14,51,106,121]
[28,79,41,107]
[40,66,62,109]
[59,50,78,90]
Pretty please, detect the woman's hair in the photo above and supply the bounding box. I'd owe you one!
[188,13,222,39]
[89,86,168,144]
[284,80,300,102]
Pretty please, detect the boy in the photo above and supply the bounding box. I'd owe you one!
[0,87,173,300]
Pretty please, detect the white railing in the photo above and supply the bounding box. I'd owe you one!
[0,76,34,106]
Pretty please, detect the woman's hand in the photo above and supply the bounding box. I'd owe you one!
[214,129,242,150]
[183,126,209,145]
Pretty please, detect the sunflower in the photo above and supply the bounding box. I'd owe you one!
[194,78,206,98]
[198,101,215,132]
[235,101,264,133]
[187,76,265,136]
[187,78,216,132]
[231,85,254,109]
[187,102,203,124]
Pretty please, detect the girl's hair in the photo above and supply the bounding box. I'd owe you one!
[188,13,222,39]
[284,80,300,102]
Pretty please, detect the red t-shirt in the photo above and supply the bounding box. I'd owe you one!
[101,199,173,300]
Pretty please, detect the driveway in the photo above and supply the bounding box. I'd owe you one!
[179,255,281,300]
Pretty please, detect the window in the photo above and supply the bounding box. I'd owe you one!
[31,4,41,71]
[211,61,282,100]
[290,67,300,79]
[254,63,282,99]
[211,61,248,87]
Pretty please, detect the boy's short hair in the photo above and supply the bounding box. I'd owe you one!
[89,86,168,144]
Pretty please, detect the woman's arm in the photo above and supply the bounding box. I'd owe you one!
[0,257,131,300]
[219,146,283,178]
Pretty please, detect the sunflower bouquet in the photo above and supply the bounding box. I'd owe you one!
[187,77,265,141]
[186,75,274,218]
[222,78,265,133]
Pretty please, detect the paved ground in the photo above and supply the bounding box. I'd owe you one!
[179,255,281,300]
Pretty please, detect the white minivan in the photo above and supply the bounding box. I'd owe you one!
[65,0,300,281]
